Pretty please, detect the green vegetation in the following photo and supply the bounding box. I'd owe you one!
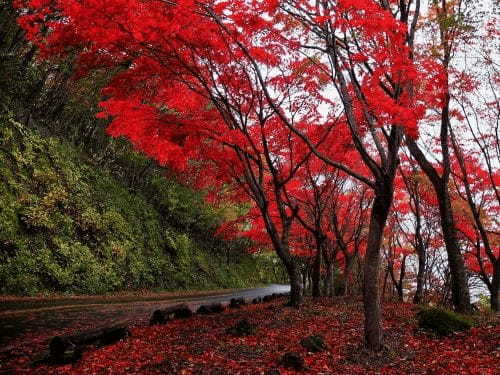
[476,294,491,312]
[0,4,284,296]
[417,306,474,336]
[0,114,283,295]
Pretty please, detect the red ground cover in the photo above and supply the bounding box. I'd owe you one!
[3,298,499,374]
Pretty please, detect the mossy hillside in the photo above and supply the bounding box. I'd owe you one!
[0,116,280,295]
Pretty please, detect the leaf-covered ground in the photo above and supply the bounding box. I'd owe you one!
[0,286,283,350]
[2,298,498,374]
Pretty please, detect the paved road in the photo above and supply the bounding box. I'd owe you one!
[0,284,290,352]
[178,284,290,309]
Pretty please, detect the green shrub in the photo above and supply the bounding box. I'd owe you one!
[417,307,474,336]
[476,294,491,312]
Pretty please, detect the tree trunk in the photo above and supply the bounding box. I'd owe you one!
[267,232,303,307]
[287,263,303,307]
[324,259,334,297]
[275,249,302,307]
[363,189,392,351]
[406,112,472,313]
[437,185,472,313]
[382,268,389,301]
[441,270,452,307]
[343,256,354,296]
[312,238,323,298]
[413,244,426,304]
[398,255,407,302]
[491,261,500,312]
[388,263,403,302]
[396,284,403,301]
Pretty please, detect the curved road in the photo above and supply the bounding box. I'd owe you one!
[179,284,290,308]
[0,284,290,353]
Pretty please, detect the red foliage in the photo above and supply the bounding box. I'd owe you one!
[3,301,498,374]
[11,0,499,358]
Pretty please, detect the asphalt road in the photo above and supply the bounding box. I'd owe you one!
[0,284,290,352]
[178,284,290,308]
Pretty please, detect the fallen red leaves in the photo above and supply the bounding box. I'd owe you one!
[2,299,498,374]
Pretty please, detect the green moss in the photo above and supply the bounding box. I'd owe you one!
[0,115,283,295]
[417,306,474,336]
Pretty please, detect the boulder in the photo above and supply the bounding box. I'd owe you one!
[225,319,257,336]
[230,297,246,309]
[149,304,193,325]
[300,335,327,353]
[262,295,274,302]
[280,352,305,371]
[46,324,130,364]
[196,303,224,315]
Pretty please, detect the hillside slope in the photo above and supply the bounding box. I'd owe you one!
[0,114,280,295]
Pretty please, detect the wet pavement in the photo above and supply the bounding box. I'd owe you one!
[0,284,290,352]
